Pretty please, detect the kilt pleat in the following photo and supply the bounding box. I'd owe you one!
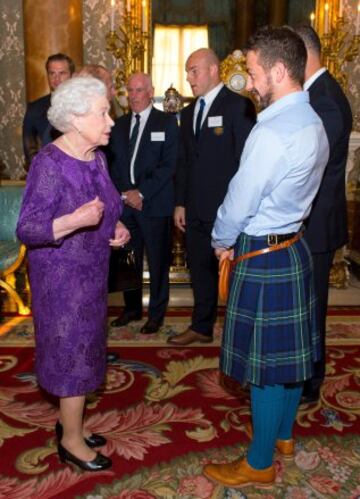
[220,233,321,387]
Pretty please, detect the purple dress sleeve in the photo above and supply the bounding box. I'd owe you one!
[16,151,64,247]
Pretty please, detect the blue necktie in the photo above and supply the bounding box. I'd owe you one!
[195,98,205,140]
[129,113,140,160]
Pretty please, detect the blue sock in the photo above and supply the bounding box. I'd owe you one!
[277,383,303,440]
[247,384,285,470]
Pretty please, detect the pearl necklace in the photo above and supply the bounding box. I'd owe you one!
[61,135,95,161]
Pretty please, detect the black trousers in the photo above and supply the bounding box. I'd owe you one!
[185,218,218,337]
[122,211,172,321]
[304,250,335,394]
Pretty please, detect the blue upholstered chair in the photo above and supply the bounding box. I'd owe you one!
[0,185,30,315]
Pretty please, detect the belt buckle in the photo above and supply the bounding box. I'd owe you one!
[267,234,278,246]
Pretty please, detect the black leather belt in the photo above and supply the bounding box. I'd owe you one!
[267,232,297,246]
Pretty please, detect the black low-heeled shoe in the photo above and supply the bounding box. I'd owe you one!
[57,442,112,471]
[55,421,107,448]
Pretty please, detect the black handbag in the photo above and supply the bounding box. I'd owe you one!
[108,247,142,292]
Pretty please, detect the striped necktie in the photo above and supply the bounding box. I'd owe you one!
[195,98,205,140]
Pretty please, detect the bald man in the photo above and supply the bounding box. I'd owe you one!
[109,73,178,334]
[169,48,256,346]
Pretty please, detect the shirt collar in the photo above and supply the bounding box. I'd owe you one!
[201,82,224,105]
[257,91,309,123]
[303,67,327,90]
[132,103,152,121]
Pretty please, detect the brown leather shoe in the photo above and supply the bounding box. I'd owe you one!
[244,422,295,459]
[276,439,295,457]
[203,457,275,488]
[167,328,213,345]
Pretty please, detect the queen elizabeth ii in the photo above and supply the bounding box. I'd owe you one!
[17,76,130,471]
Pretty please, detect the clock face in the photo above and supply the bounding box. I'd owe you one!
[229,73,246,92]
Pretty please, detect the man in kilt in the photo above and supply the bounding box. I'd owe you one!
[203,27,329,488]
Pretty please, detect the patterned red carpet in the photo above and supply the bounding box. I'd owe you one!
[0,309,359,498]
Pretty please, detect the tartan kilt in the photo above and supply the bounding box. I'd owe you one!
[220,232,321,387]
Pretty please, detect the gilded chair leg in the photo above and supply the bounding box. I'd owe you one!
[0,278,30,315]
[5,272,16,289]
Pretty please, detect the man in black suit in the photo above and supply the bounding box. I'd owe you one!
[295,26,353,403]
[110,73,178,334]
[168,48,256,346]
[22,53,75,169]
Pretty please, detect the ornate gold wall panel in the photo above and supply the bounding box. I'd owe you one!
[0,0,25,180]
[316,0,360,131]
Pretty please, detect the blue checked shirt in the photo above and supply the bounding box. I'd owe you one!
[212,91,329,249]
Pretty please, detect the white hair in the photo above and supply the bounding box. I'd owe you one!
[47,76,107,132]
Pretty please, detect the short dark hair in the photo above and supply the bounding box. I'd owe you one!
[45,53,75,75]
[294,25,322,55]
[244,26,307,86]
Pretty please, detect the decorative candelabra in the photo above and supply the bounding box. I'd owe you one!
[313,0,360,90]
[161,85,191,283]
[106,0,151,111]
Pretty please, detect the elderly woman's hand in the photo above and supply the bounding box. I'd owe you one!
[109,221,131,247]
[52,196,105,240]
[73,196,105,228]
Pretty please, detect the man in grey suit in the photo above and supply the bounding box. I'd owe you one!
[110,73,178,334]
[295,26,353,403]
[168,48,256,346]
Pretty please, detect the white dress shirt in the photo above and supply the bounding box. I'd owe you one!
[193,82,224,134]
[130,104,152,184]
[304,67,327,91]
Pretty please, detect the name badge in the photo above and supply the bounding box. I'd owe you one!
[208,116,223,127]
[151,132,165,141]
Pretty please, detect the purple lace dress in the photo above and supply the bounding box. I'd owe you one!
[17,144,122,397]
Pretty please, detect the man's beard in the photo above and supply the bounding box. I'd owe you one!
[259,90,273,110]
[252,76,274,110]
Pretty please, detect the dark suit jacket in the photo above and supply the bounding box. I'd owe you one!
[22,94,60,168]
[109,107,178,217]
[175,86,256,222]
[304,70,353,253]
